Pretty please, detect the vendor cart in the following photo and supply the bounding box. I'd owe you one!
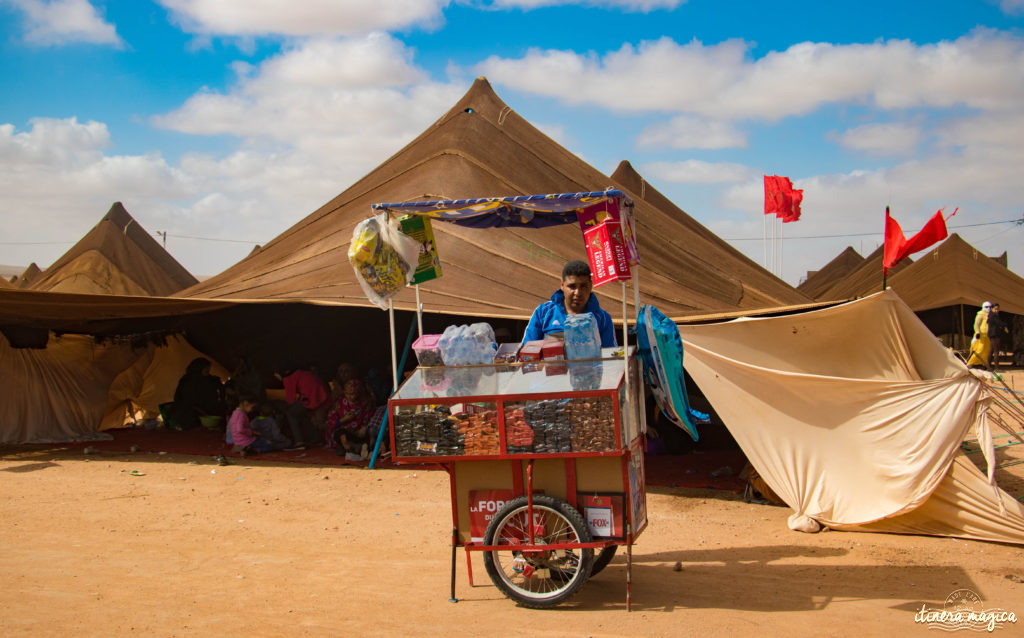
[388,347,647,608]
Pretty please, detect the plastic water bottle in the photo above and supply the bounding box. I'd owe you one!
[564,313,601,361]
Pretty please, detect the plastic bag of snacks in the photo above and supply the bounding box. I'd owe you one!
[348,213,421,309]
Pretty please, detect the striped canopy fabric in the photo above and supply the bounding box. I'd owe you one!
[371,190,632,229]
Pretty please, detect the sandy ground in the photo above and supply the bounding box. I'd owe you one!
[1,442,1023,638]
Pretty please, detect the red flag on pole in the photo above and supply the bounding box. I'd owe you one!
[764,175,803,222]
[882,207,953,272]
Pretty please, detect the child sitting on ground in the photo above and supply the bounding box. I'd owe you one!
[229,395,274,457]
[325,378,372,459]
[250,403,292,451]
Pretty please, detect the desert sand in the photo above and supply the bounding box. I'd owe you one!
[1,439,1023,637]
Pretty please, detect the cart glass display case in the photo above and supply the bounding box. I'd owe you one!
[389,348,642,461]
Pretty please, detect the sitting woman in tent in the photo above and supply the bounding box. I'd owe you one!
[170,357,227,430]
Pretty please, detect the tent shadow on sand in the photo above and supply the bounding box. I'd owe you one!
[562,550,976,613]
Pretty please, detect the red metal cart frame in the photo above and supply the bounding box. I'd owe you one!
[389,352,647,609]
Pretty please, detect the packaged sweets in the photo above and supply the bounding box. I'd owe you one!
[348,213,420,309]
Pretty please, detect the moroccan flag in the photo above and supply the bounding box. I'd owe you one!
[764,175,803,222]
[883,207,952,272]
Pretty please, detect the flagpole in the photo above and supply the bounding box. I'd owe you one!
[780,219,784,279]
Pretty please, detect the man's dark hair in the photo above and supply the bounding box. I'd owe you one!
[561,259,592,280]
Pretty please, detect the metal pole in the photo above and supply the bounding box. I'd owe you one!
[389,299,398,390]
[449,526,459,603]
[369,317,417,469]
[415,284,424,338]
[780,221,784,280]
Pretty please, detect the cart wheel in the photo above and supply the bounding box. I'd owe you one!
[590,546,618,577]
[482,495,594,608]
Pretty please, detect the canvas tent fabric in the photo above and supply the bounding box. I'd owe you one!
[15,263,42,289]
[678,290,1024,545]
[0,333,142,443]
[796,246,864,300]
[101,335,230,431]
[181,77,808,319]
[29,202,197,297]
[814,244,913,301]
[0,329,229,443]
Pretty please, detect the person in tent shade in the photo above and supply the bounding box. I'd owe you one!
[987,302,1009,370]
[966,302,992,369]
[170,357,226,430]
[522,260,617,347]
[274,364,330,450]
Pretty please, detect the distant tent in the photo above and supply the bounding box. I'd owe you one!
[0,276,13,289]
[30,202,197,296]
[883,234,1024,353]
[797,246,864,299]
[815,244,913,301]
[886,234,1024,314]
[681,290,1024,545]
[609,160,806,314]
[181,77,809,318]
[15,263,42,289]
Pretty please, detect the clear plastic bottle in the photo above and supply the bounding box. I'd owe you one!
[564,313,601,360]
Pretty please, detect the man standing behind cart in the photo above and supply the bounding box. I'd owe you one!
[523,260,617,347]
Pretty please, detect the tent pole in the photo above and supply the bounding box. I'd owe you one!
[780,222,784,279]
[415,284,424,338]
[370,317,417,469]
[389,299,398,390]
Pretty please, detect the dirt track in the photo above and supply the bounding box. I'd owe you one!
[1,443,1023,637]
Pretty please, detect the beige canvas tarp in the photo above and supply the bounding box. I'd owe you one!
[679,289,1024,545]
[0,333,141,443]
[0,331,228,443]
[100,335,230,431]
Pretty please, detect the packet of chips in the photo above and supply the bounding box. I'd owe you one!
[348,213,421,309]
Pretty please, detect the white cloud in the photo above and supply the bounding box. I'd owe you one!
[643,159,753,184]
[999,0,1024,15]
[829,122,922,156]
[157,0,450,37]
[636,115,746,150]
[477,31,1024,120]
[5,0,121,46]
[152,34,458,162]
[0,36,471,277]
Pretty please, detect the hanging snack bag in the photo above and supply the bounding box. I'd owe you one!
[348,213,421,309]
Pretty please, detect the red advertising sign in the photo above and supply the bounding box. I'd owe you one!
[468,490,545,543]
[584,220,631,287]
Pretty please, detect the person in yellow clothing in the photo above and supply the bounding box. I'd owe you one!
[966,301,991,368]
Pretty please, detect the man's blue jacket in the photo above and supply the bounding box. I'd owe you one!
[522,289,618,347]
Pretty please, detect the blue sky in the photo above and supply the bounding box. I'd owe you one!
[2,0,1023,287]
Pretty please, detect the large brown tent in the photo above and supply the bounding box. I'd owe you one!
[797,246,864,300]
[885,234,1024,314]
[181,78,809,319]
[29,202,197,296]
[882,233,1024,353]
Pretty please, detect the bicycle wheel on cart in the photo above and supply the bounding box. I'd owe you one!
[482,494,594,608]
